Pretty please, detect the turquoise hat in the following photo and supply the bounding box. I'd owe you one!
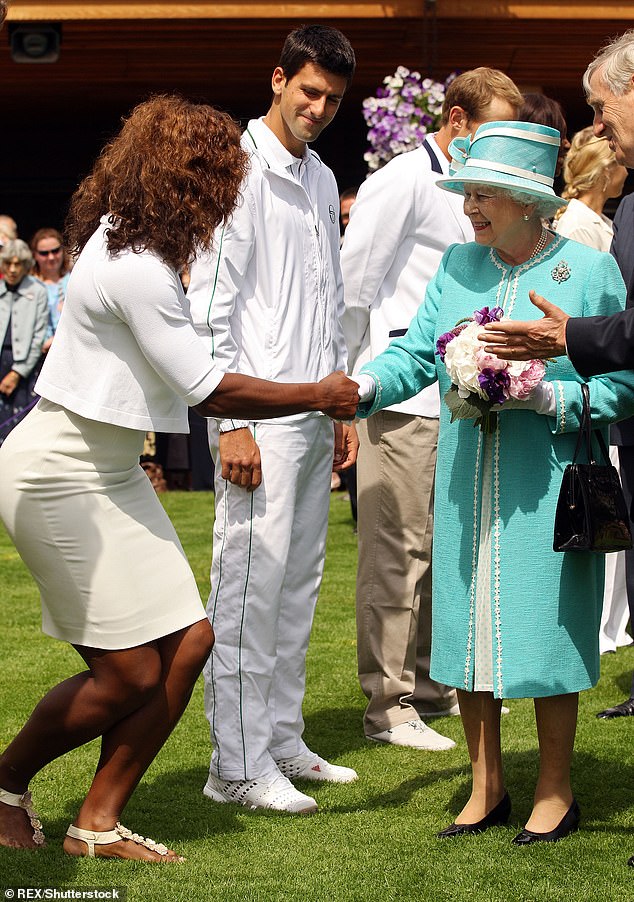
[437,120,566,211]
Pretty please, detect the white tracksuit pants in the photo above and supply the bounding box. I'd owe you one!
[203,416,334,780]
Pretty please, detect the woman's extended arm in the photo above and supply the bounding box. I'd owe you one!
[193,370,359,422]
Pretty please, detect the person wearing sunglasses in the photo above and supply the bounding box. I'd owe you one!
[30,228,72,352]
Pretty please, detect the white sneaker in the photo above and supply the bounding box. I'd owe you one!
[276,751,358,783]
[418,703,510,718]
[368,719,456,751]
[202,772,318,814]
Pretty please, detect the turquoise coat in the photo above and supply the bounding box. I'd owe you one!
[359,235,634,698]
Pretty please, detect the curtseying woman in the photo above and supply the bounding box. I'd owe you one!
[0,95,358,862]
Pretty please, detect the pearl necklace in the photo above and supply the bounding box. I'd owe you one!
[530,227,549,259]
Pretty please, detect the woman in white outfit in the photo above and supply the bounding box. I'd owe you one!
[0,96,358,862]
[554,126,627,250]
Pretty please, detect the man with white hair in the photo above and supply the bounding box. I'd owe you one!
[481,29,634,869]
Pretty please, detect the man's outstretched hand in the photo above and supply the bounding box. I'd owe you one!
[480,290,569,361]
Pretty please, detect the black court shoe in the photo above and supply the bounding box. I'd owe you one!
[437,792,511,838]
[512,799,580,845]
[596,697,634,719]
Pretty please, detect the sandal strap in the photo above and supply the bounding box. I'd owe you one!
[115,823,170,856]
[0,787,45,846]
[66,822,170,857]
[66,823,122,855]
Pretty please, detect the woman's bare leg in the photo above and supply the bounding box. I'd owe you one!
[0,618,212,858]
[453,689,505,823]
[523,692,577,833]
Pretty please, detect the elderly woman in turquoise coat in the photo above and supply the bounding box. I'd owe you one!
[355,121,634,845]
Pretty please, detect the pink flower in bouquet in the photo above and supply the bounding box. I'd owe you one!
[508,359,546,400]
[475,347,507,374]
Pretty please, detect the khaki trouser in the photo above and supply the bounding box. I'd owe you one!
[356,411,456,736]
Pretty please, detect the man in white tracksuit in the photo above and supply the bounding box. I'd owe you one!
[341,68,523,750]
[187,25,358,815]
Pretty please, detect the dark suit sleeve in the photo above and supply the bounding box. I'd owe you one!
[567,193,634,377]
[567,308,634,376]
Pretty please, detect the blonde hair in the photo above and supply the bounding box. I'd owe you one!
[561,127,617,200]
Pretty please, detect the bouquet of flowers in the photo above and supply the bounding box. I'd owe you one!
[436,306,547,433]
[362,67,457,172]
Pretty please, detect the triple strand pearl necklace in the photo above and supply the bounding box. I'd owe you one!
[530,227,549,259]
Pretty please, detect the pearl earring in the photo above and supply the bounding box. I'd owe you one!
[523,213,530,221]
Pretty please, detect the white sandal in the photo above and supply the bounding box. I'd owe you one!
[66,822,182,860]
[0,787,45,846]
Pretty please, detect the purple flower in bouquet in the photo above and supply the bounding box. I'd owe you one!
[362,67,459,172]
[473,306,504,326]
[478,368,511,406]
[436,331,456,363]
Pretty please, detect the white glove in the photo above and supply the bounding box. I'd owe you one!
[494,381,556,416]
[353,374,377,403]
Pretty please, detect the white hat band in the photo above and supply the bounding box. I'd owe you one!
[463,157,554,188]
[471,126,561,147]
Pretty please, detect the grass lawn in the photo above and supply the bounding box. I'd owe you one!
[1,490,633,901]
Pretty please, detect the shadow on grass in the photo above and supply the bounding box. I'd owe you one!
[310,747,634,837]
[0,746,631,884]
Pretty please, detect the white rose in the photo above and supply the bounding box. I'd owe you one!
[443,323,487,398]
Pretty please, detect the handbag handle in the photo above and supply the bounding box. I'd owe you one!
[571,383,610,466]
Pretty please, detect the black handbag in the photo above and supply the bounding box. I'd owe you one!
[553,383,633,553]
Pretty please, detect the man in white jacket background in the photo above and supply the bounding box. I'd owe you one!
[187,24,358,815]
[341,68,523,750]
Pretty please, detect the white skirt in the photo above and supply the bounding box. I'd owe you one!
[0,399,206,649]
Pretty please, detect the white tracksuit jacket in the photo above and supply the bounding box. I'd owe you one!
[188,116,347,418]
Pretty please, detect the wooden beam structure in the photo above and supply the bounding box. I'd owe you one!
[6,0,634,19]
[3,3,634,235]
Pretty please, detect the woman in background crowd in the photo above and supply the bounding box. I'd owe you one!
[0,240,48,442]
[31,228,72,351]
[554,127,628,251]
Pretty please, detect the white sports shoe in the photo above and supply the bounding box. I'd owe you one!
[276,751,358,783]
[368,719,456,751]
[203,772,318,815]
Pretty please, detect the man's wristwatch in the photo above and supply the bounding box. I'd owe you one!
[217,419,249,433]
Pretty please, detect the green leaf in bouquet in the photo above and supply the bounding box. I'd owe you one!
[443,385,498,433]
[443,385,489,421]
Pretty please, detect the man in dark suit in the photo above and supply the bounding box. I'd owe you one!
[481,29,634,869]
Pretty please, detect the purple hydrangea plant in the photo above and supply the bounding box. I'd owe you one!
[362,68,458,172]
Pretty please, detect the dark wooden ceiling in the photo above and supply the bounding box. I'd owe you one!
[2,15,632,236]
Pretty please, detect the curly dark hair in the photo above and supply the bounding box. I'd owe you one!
[65,95,249,272]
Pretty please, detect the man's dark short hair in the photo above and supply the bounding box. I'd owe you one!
[278,24,356,85]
